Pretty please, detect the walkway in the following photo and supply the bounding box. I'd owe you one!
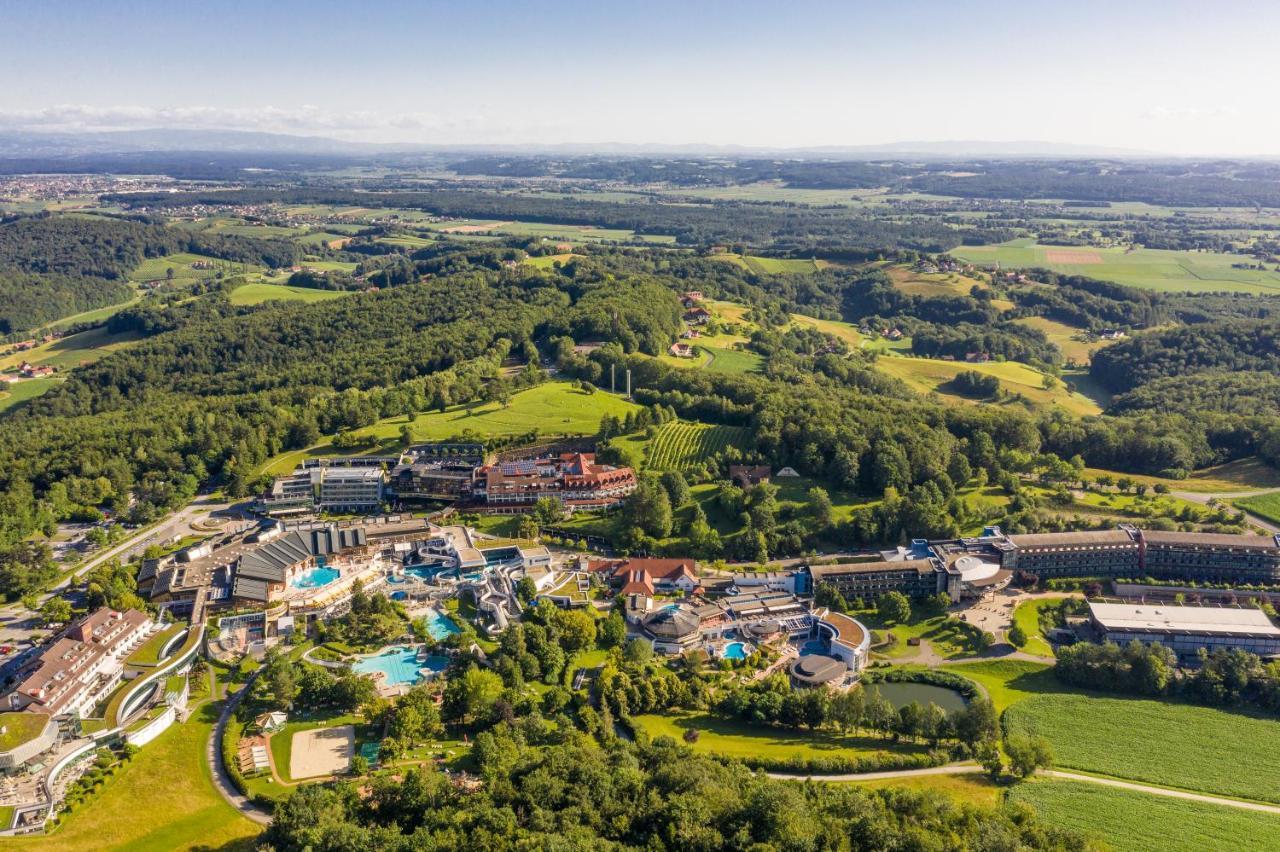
[1172,488,1279,535]
[207,668,273,826]
[765,763,1280,815]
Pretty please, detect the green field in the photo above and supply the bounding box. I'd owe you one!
[1008,780,1280,852]
[951,242,1280,294]
[1,705,259,851]
[632,710,928,764]
[228,282,351,306]
[872,354,1103,416]
[0,377,61,415]
[699,343,763,374]
[1004,693,1280,803]
[940,660,1056,712]
[1008,597,1064,657]
[264,382,640,474]
[710,254,827,275]
[1236,491,1280,525]
[129,252,260,283]
[641,421,749,472]
[0,326,141,373]
[1014,316,1111,366]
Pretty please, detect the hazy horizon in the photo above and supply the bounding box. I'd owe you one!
[3,0,1278,157]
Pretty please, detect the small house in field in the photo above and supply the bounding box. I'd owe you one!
[669,343,695,358]
[680,328,700,339]
[965,352,991,364]
[684,307,712,325]
[729,465,772,489]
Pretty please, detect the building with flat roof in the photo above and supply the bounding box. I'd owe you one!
[1087,601,1280,657]
[258,460,387,516]
[808,558,940,600]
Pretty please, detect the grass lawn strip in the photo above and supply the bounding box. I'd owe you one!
[1007,779,1280,852]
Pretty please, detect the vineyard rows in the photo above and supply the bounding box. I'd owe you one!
[645,421,747,471]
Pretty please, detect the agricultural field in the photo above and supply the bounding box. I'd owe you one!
[227,282,351,306]
[523,252,581,269]
[1004,693,1280,803]
[263,381,640,475]
[951,241,1280,294]
[871,354,1103,416]
[419,218,676,244]
[636,421,749,472]
[1235,491,1280,526]
[376,234,435,249]
[129,252,260,283]
[710,253,829,274]
[41,296,142,332]
[1007,780,1280,852]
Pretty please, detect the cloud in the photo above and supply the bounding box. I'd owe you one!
[0,104,505,141]
[1144,104,1240,120]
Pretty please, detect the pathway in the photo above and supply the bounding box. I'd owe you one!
[1172,488,1280,534]
[207,669,273,827]
[765,763,1280,815]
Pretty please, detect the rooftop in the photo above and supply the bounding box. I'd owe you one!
[0,712,53,752]
[1089,602,1280,637]
[808,558,936,578]
[789,654,846,685]
[1008,530,1137,548]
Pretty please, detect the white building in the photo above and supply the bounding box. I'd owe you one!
[1088,601,1280,657]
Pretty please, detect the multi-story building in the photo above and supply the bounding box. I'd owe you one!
[807,558,941,601]
[7,608,153,718]
[480,453,636,510]
[1088,601,1280,657]
[258,461,386,516]
[231,526,371,603]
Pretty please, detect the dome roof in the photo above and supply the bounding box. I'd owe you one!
[745,619,781,638]
[953,555,1001,583]
[643,606,700,639]
[789,654,846,685]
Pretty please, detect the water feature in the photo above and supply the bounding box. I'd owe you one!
[866,682,968,714]
[352,646,450,686]
[799,639,828,656]
[722,641,748,660]
[291,565,340,589]
[423,609,461,641]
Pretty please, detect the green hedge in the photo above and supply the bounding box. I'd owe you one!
[730,749,948,775]
[861,668,980,700]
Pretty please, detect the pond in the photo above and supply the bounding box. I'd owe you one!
[866,681,968,714]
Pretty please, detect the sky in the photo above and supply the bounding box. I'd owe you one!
[1,0,1278,156]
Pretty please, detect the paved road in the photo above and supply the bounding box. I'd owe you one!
[766,763,1280,814]
[1172,489,1280,535]
[207,670,273,827]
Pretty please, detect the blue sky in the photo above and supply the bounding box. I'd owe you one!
[1,0,1277,154]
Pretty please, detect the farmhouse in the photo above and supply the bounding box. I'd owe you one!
[7,608,153,718]
[668,343,695,358]
[729,465,772,489]
[1087,601,1280,657]
[684,306,712,325]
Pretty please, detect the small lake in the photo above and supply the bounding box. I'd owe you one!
[866,682,968,714]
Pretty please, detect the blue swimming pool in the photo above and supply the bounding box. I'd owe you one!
[722,641,748,660]
[292,566,340,589]
[800,639,828,656]
[423,610,461,641]
[352,647,450,686]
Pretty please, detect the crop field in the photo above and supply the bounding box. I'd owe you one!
[951,242,1280,294]
[419,218,676,244]
[228,282,351,306]
[710,254,828,275]
[1235,491,1280,525]
[872,354,1103,416]
[1008,780,1280,852]
[1003,693,1280,803]
[376,234,434,249]
[643,421,749,471]
[129,252,260,283]
[295,231,353,247]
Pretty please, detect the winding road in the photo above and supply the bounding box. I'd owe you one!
[766,763,1280,815]
[1172,489,1280,535]
[207,668,273,827]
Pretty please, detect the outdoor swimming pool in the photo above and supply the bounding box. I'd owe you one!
[292,566,340,589]
[423,609,461,641]
[722,641,748,660]
[352,647,450,686]
[799,639,828,656]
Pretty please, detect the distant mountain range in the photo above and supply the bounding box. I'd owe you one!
[0,128,1183,160]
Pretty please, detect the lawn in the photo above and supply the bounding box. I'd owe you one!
[1236,491,1280,526]
[861,610,993,660]
[1008,597,1066,657]
[129,252,258,283]
[1004,693,1280,803]
[848,773,1003,808]
[5,703,260,852]
[228,281,351,306]
[0,712,49,751]
[0,377,60,415]
[951,242,1280,294]
[1013,316,1112,366]
[1084,458,1280,493]
[872,354,1103,416]
[523,252,580,269]
[939,660,1055,712]
[0,326,141,372]
[1007,780,1280,852]
[632,710,928,764]
[126,624,186,667]
[700,342,764,374]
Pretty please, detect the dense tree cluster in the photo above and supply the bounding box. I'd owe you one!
[1091,319,1280,393]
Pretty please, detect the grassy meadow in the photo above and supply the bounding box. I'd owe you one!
[951,242,1280,294]
[1007,780,1280,852]
[871,354,1103,416]
[228,282,351,306]
[1235,491,1280,525]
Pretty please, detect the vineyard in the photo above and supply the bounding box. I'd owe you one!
[645,421,748,471]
